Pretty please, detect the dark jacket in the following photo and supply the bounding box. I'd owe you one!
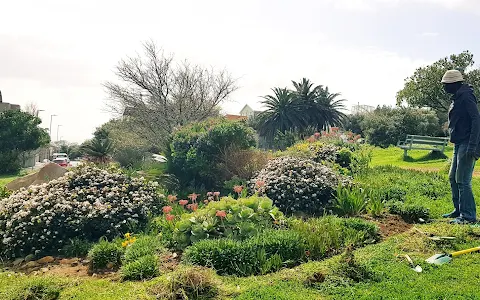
[448,84,480,153]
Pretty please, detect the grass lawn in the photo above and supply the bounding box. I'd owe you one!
[0,174,20,188]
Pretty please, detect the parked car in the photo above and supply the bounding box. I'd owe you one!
[53,157,69,167]
[52,153,70,163]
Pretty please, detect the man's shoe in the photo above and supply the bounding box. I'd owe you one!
[450,217,476,225]
[442,211,460,218]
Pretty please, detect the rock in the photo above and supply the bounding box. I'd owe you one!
[40,267,49,273]
[92,273,98,277]
[81,259,90,266]
[60,258,78,265]
[25,261,39,268]
[12,258,24,267]
[25,254,35,262]
[37,256,55,264]
[6,163,67,191]
[172,252,178,258]
[106,262,115,269]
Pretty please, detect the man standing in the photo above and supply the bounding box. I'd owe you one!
[442,69,479,224]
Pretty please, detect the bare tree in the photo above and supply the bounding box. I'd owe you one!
[23,102,40,116]
[104,41,237,147]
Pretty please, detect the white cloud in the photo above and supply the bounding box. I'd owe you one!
[326,0,480,13]
[420,32,440,37]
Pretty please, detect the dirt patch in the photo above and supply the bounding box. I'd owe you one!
[6,163,67,191]
[365,214,413,238]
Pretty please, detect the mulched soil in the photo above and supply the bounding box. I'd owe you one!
[364,214,413,239]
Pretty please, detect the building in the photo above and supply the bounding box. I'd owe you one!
[239,104,263,119]
[0,91,21,112]
[351,104,374,115]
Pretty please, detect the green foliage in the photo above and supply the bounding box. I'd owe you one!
[0,110,50,174]
[273,130,298,150]
[337,148,353,168]
[360,106,440,148]
[121,254,159,281]
[172,195,283,249]
[149,266,219,300]
[123,235,163,264]
[397,51,480,113]
[168,118,256,190]
[183,229,305,276]
[81,129,114,164]
[334,185,367,217]
[289,217,378,261]
[0,186,11,200]
[365,190,384,217]
[88,239,123,271]
[387,201,430,223]
[61,238,93,258]
[336,246,377,283]
[250,156,349,215]
[11,277,62,300]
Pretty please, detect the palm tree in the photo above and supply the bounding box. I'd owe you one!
[256,87,306,140]
[291,78,346,131]
[81,137,114,164]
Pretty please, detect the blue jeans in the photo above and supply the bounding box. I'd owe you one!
[449,143,477,221]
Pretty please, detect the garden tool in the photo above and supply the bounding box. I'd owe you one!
[413,228,455,241]
[426,246,480,265]
[404,255,422,273]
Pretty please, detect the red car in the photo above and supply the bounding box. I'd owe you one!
[53,158,69,167]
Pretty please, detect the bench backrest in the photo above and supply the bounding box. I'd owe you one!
[404,135,449,146]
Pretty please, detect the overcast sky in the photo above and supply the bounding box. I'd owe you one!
[1,0,479,143]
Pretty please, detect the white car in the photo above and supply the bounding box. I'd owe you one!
[52,153,70,163]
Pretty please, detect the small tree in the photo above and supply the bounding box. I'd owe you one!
[0,110,50,174]
[81,128,114,164]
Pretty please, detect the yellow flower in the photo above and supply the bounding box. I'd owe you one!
[124,233,131,239]
[121,241,129,247]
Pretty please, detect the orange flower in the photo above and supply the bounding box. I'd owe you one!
[314,132,321,138]
[188,193,199,202]
[162,206,173,214]
[216,210,227,219]
[167,195,177,203]
[255,180,265,188]
[213,191,220,197]
[187,203,198,211]
[233,185,243,194]
[165,214,175,221]
[179,200,189,206]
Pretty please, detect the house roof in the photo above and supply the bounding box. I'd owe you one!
[225,114,248,121]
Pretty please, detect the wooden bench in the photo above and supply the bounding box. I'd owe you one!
[397,135,449,158]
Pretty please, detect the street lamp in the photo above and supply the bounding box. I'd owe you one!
[37,109,45,117]
[57,125,62,142]
[49,114,57,137]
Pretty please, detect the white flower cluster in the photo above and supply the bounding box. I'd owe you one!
[0,165,165,259]
[250,156,350,215]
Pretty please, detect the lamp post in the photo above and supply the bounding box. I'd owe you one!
[49,114,57,137]
[37,109,45,117]
[57,125,62,142]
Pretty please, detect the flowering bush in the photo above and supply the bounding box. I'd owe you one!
[0,165,165,259]
[172,195,284,249]
[249,156,350,215]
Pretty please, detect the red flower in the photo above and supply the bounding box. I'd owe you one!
[165,214,175,221]
[314,132,321,138]
[216,210,227,219]
[255,180,265,188]
[187,203,198,211]
[213,191,220,197]
[233,185,243,194]
[305,250,311,257]
[331,127,339,132]
[207,192,213,197]
[167,195,177,203]
[188,193,199,202]
[179,200,189,206]
[162,206,173,214]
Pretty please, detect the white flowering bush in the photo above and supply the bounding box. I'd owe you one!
[0,165,165,259]
[250,157,349,215]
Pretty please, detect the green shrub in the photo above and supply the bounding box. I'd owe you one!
[0,186,11,200]
[333,185,367,217]
[377,185,407,202]
[61,238,93,257]
[121,254,159,280]
[336,148,353,168]
[168,118,256,190]
[342,218,379,242]
[336,246,377,283]
[366,190,384,217]
[250,156,349,215]
[88,239,123,271]
[149,266,219,300]
[387,201,430,223]
[12,277,62,300]
[183,230,305,276]
[173,195,284,249]
[123,235,164,264]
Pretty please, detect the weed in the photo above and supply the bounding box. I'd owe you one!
[12,277,62,300]
[88,239,123,271]
[121,254,159,281]
[61,238,92,257]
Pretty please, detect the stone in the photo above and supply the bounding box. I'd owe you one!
[25,261,39,268]
[81,259,90,266]
[40,267,49,273]
[25,254,36,262]
[37,256,55,264]
[60,258,78,265]
[106,262,115,269]
[12,258,24,267]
